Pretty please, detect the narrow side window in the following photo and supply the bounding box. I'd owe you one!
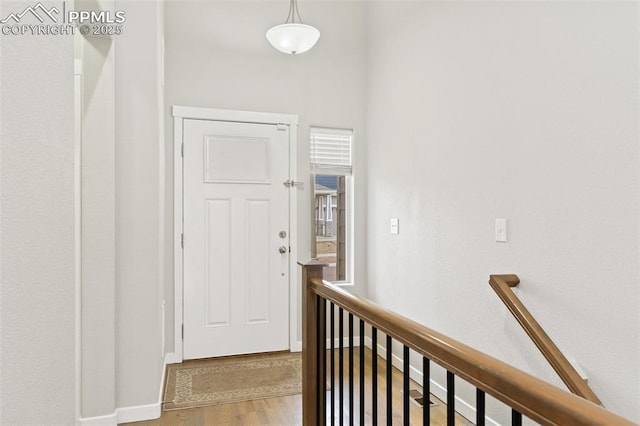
[310,127,353,284]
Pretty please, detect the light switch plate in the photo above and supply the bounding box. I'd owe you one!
[390,218,399,235]
[495,218,507,242]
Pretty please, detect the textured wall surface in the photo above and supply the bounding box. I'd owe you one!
[366,2,639,422]
[0,1,76,423]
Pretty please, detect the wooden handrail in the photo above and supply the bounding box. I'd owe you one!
[300,262,635,426]
[489,274,602,405]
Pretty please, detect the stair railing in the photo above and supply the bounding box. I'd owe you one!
[489,274,601,405]
[301,260,635,425]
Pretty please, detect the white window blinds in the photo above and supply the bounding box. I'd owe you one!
[310,127,353,175]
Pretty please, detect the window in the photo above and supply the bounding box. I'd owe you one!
[310,127,353,284]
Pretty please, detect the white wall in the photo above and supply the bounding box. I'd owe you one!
[0,1,76,424]
[78,0,165,420]
[366,1,639,422]
[164,0,369,354]
[79,27,117,420]
[1,1,636,424]
[114,0,164,413]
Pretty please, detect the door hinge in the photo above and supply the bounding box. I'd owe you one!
[181,143,184,157]
[276,123,288,131]
[181,324,184,339]
[181,233,184,248]
[283,179,304,189]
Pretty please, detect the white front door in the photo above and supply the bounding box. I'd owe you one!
[183,119,291,359]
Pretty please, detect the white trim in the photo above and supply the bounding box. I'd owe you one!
[362,336,500,426]
[157,0,166,361]
[172,115,184,363]
[78,403,161,426]
[160,354,169,401]
[172,106,298,126]
[172,107,299,362]
[116,402,161,424]
[345,175,355,284]
[161,300,166,358]
[114,353,168,423]
[291,340,302,353]
[78,413,117,426]
[74,59,83,75]
[79,353,168,425]
[164,351,182,365]
[288,121,299,353]
[74,59,83,426]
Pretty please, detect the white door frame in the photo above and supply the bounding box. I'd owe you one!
[172,106,299,363]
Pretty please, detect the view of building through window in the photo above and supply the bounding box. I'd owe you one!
[315,175,338,280]
[314,174,348,281]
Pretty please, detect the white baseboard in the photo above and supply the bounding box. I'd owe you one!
[116,402,162,424]
[362,336,500,426]
[164,351,182,365]
[78,355,168,425]
[160,353,169,401]
[78,401,162,426]
[291,336,362,353]
[78,412,117,426]
[327,336,361,348]
[81,336,497,425]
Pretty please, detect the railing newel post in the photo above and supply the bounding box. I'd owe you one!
[300,259,327,425]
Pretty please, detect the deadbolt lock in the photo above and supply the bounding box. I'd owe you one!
[279,231,287,238]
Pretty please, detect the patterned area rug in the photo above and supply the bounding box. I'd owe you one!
[162,352,302,411]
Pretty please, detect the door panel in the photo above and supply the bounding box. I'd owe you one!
[246,199,271,323]
[204,198,231,327]
[183,119,290,359]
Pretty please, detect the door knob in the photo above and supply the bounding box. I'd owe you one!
[279,246,288,254]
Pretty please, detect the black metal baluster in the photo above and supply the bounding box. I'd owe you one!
[512,410,522,426]
[476,388,485,426]
[386,335,392,426]
[349,313,354,426]
[447,371,455,426]
[423,358,430,426]
[316,298,321,421]
[359,319,365,426]
[339,308,344,426]
[330,303,335,426]
[372,327,378,426]
[319,297,327,424]
[403,346,410,426]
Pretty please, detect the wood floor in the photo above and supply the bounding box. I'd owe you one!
[121,348,472,426]
[123,395,302,426]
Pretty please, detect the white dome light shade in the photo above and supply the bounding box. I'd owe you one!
[266,23,320,55]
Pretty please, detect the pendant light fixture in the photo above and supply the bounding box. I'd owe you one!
[266,0,320,55]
